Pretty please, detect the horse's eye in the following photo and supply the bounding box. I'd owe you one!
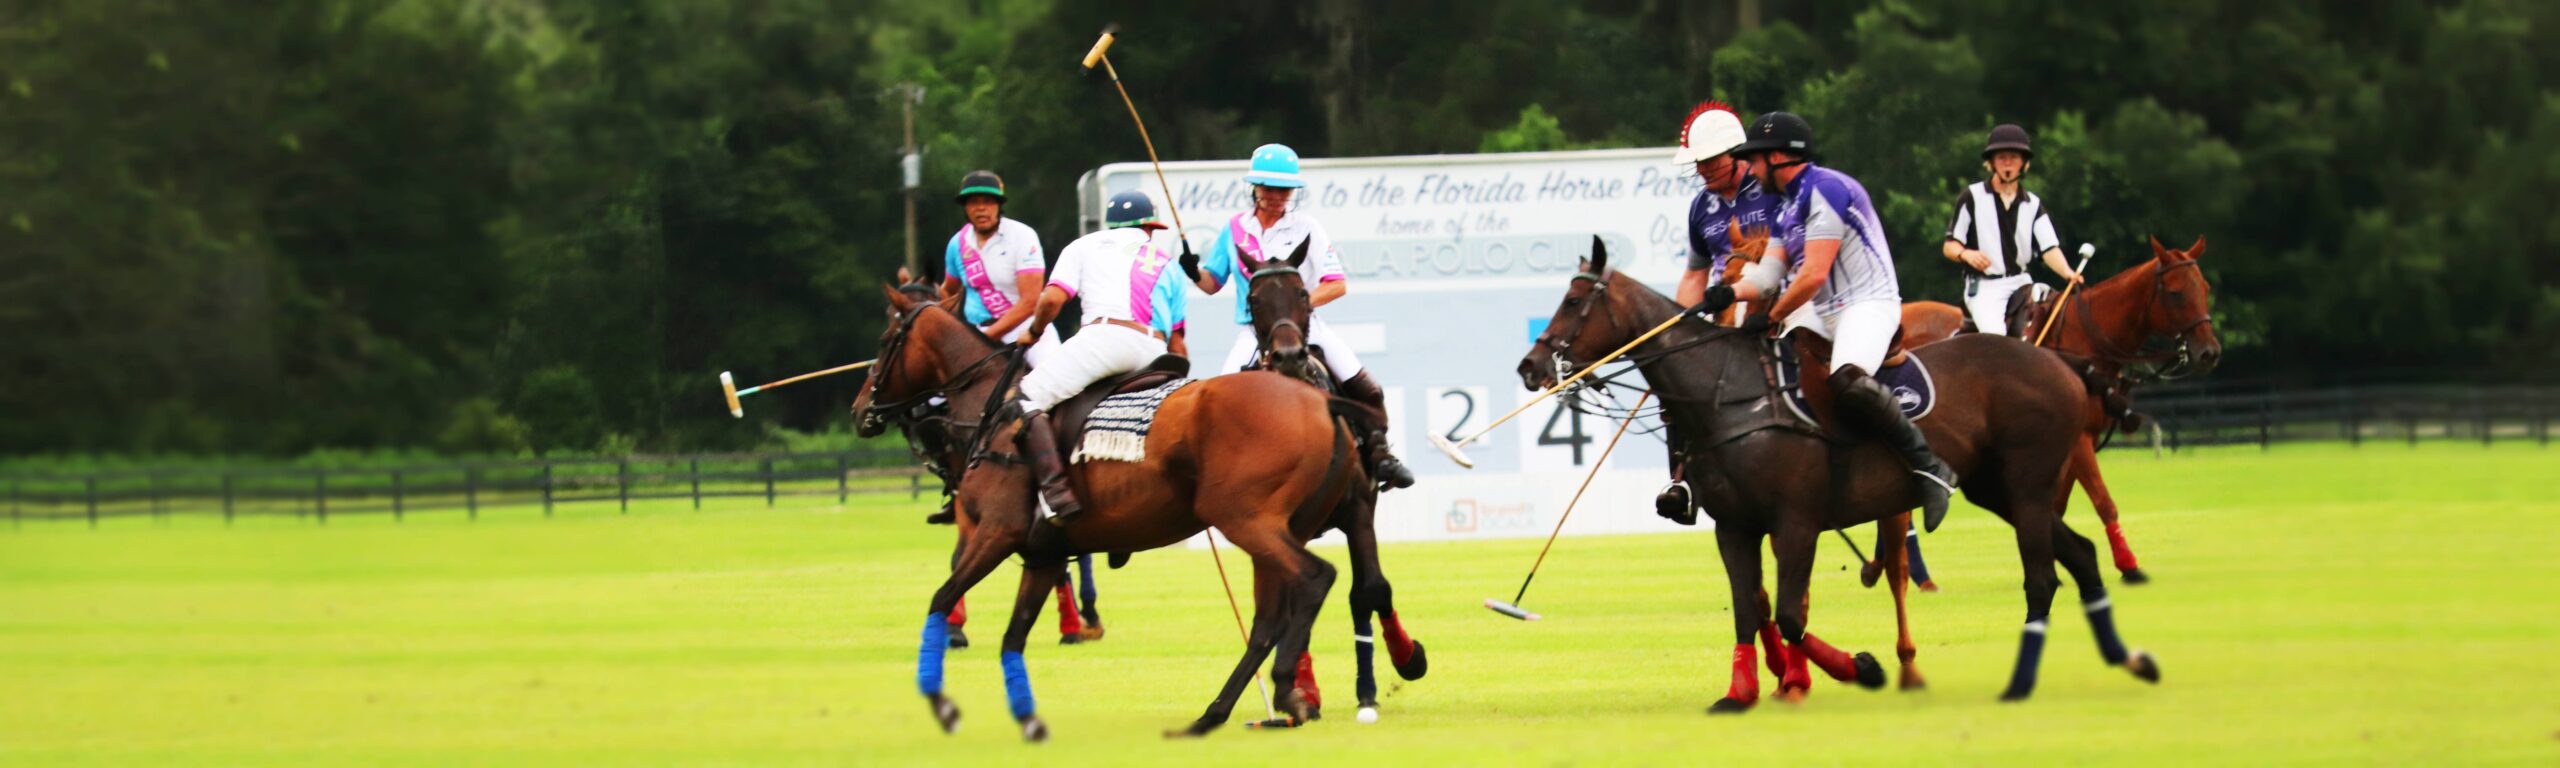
[1564,297,1581,307]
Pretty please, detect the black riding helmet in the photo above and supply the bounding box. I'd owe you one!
[954,169,1006,204]
[1731,111,1814,157]
[1983,124,2033,160]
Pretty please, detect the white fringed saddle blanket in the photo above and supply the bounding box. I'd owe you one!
[1072,379,1192,464]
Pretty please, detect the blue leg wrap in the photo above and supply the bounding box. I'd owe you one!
[1001,650,1036,720]
[1077,556,1100,625]
[1353,614,1379,703]
[917,613,949,696]
[1904,530,1933,583]
[2084,597,2129,664]
[2004,615,2048,698]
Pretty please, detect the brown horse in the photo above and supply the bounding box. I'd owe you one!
[867,286,1415,741]
[1898,236,2223,584]
[1519,238,2159,711]
[852,285,1101,649]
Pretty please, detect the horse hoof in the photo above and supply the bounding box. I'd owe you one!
[1164,718,1220,739]
[1059,634,1081,646]
[1356,706,1379,724]
[1859,560,1884,588]
[1917,580,1940,593]
[1774,687,1808,704]
[2127,650,2161,683]
[1080,624,1106,641]
[1390,640,1429,681]
[2122,569,2151,585]
[927,694,961,733]
[1707,697,1754,715]
[1999,688,2033,703]
[1020,715,1049,743]
[1898,668,1928,691]
[948,629,971,649]
[1851,652,1887,690]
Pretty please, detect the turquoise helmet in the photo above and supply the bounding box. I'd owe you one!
[1243,143,1305,189]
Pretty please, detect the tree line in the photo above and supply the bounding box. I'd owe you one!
[2,0,2551,457]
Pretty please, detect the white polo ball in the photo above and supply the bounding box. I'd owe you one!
[1356,706,1379,724]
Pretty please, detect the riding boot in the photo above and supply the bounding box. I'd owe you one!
[924,496,957,525]
[1655,443,1697,526]
[1019,410,1082,523]
[1828,367,1958,532]
[1335,372,1417,490]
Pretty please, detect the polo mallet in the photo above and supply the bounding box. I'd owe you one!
[718,360,875,418]
[1486,392,1650,621]
[1428,311,1693,468]
[1081,29,1188,237]
[2031,243,2099,348]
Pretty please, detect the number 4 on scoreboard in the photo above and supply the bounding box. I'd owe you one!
[1536,399,1594,465]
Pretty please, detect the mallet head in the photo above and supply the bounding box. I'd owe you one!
[720,371,743,418]
[1484,598,1540,621]
[1428,432,1476,469]
[1080,29,1116,70]
[2078,242,2097,259]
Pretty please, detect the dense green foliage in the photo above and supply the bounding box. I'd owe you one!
[3,1,2552,455]
[1,445,2553,762]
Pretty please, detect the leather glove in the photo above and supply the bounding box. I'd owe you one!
[1178,241,1203,283]
[1736,312,1772,336]
[1686,284,1736,318]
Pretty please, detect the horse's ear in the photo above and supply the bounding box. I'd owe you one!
[2186,235,2207,260]
[884,282,914,311]
[1240,246,1266,275]
[936,290,964,317]
[1286,238,1311,270]
[2148,235,2168,259]
[1589,235,1610,276]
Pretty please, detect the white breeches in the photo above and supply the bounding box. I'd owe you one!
[1785,299,1902,374]
[1963,274,2037,336]
[983,323,1063,368]
[1219,317,1363,380]
[1017,324,1165,412]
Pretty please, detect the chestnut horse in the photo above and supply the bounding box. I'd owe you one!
[1899,236,2223,584]
[866,286,1416,740]
[853,285,1101,649]
[1521,239,2159,711]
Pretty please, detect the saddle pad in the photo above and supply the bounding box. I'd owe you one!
[1073,378,1193,464]
[1773,341,1938,425]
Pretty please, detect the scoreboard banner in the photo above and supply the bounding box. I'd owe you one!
[1078,148,1709,542]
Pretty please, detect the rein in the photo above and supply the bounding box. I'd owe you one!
[862,303,1030,445]
[2067,258,2211,381]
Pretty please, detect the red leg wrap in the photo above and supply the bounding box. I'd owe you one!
[1381,611,1418,666]
[1795,633,1859,682]
[1053,585,1083,636]
[947,597,966,627]
[1780,638,1814,693]
[1722,644,1760,705]
[2105,521,2142,572]
[1757,623,1788,679]
[1293,651,1321,710]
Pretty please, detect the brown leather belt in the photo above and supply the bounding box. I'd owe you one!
[1084,317,1167,342]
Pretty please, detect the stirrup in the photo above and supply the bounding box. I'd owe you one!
[1655,480,1696,526]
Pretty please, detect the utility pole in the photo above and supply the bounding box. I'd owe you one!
[899,84,924,280]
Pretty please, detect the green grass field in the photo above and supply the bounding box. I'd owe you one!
[2,444,2554,765]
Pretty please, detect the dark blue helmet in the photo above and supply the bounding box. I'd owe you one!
[1104,190,1160,229]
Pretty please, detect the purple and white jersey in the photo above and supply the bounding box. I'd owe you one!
[1775,164,1900,316]
[1048,227,1188,336]
[1686,175,1781,283]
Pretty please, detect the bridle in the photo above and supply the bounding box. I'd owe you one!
[860,302,1029,463]
[2070,257,2215,381]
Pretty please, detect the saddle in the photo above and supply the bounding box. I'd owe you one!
[1771,329,1936,435]
[2005,284,2059,342]
[1050,354,1193,446]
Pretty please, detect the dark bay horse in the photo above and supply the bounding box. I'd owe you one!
[864,286,1417,740]
[852,286,1101,649]
[1898,236,2223,584]
[1233,239,1432,720]
[1520,239,2159,710]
